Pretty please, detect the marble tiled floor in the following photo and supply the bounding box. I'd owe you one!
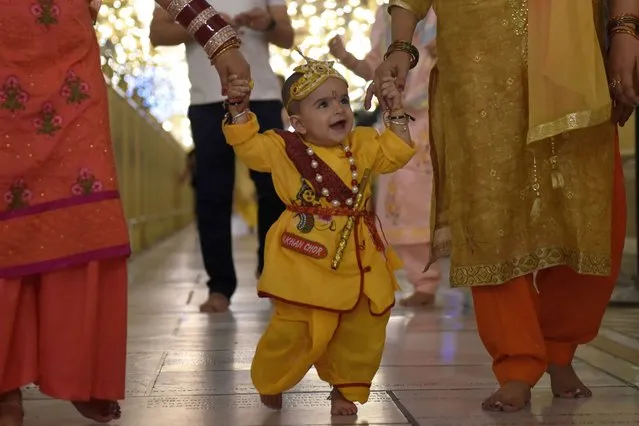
[23,226,639,425]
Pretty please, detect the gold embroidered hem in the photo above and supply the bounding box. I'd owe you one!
[433,244,611,288]
[526,105,611,144]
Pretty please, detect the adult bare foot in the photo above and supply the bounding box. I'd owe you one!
[72,400,121,423]
[547,364,592,398]
[0,389,23,426]
[482,381,531,412]
[399,292,435,307]
[199,293,230,313]
[260,393,283,410]
[330,388,358,416]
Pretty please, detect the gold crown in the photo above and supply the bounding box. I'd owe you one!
[287,48,348,110]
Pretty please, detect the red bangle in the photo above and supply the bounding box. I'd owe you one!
[192,13,229,46]
[165,0,239,59]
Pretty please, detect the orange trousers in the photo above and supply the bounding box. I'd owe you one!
[472,142,626,387]
[0,257,128,401]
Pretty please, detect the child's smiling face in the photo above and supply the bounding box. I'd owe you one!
[289,77,354,147]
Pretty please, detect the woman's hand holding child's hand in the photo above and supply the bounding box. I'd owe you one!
[227,74,252,116]
[379,77,403,113]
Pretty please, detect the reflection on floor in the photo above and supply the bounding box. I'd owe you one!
[23,226,639,425]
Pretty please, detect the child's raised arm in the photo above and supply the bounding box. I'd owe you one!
[223,77,282,172]
[377,77,413,147]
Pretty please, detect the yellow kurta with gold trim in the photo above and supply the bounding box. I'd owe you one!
[223,114,415,314]
[390,0,616,287]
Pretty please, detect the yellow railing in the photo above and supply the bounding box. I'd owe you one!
[106,83,193,254]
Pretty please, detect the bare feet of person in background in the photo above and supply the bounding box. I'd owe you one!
[482,381,531,412]
[260,393,283,410]
[548,364,593,399]
[330,389,358,416]
[199,293,230,313]
[399,292,435,308]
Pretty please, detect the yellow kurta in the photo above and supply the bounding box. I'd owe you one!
[222,114,415,313]
[391,0,615,287]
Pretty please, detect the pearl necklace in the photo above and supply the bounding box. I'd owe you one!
[305,144,359,208]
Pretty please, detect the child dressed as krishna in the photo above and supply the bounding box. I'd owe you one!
[222,50,416,416]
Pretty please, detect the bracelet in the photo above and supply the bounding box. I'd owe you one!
[224,109,250,124]
[609,26,639,41]
[204,29,241,61]
[383,111,414,132]
[608,14,639,31]
[210,38,241,63]
[383,110,415,122]
[384,41,419,69]
[232,110,249,122]
[165,0,241,61]
[607,13,639,41]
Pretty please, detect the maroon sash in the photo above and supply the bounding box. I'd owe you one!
[274,129,353,207]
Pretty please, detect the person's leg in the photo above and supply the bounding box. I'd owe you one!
[471,275,546,411]
[396,244,440,307]
[252,300,338,409]
[537,137,626,398]
[314,298,391,415]
[37,258,128,422]
[189,103,237,311]
[0,276,38,426]
[246,101,286,277]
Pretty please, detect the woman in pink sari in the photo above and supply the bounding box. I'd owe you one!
[0,0,247,424]
[329,7,440,307]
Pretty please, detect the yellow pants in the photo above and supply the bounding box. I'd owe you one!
[251,297,390,403]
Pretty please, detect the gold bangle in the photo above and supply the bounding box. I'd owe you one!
[609,27,639,41]
[384,41,419,69]
[210,40,241,63]
[608,13,639,28]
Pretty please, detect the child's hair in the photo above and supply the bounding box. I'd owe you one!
[281,72,303,115]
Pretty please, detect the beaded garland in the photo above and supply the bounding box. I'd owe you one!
[276,129,361,209]
[305,144,358,208]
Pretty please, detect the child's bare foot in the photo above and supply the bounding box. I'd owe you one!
[0,389,23,426]
[330,388,358,416]
[482,381,531,412]
[260,393,283,410]
[547,364,592,398]
[399,292,435,307]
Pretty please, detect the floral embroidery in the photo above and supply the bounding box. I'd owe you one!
[0,76,29,113]
[4,179,32,211]
[72,168,103,196]
[61,71,90,104]
[34,102,63,136]
[30,0,60,28]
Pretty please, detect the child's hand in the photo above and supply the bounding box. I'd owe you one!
[379,77,403,112]
[227,74,252,112]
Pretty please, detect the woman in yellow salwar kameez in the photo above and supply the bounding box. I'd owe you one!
[367,0,639,412]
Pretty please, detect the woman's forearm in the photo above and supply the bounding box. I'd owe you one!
[389,6,419,42]
[153,0,240,62]
[609,0,639,16]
